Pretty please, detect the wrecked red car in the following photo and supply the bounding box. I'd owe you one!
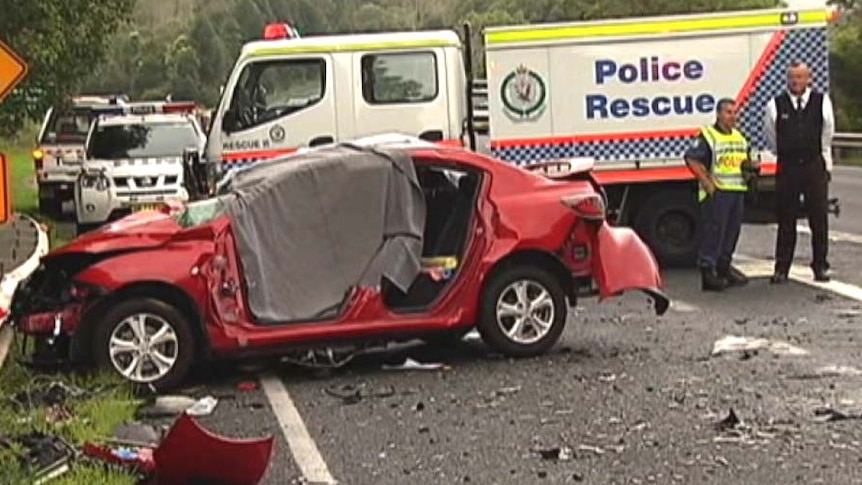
[9,136,669,389]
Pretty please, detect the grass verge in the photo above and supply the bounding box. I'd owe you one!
[2,133,137,484]
[2,132,70,248]
[0,338,141,485]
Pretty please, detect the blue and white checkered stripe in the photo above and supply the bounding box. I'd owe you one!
[491,27,828,165]
[736,28,828,151]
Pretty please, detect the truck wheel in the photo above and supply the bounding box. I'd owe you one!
[92,298,196,391]
[633,191,700,268]
[38,195,61,219]
[477,265,567,358]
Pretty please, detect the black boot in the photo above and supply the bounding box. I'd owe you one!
[719,264,748,287]
[702,267,729,292]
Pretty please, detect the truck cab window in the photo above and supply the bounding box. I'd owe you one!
[361,52,438,104]
[227,58,326,132]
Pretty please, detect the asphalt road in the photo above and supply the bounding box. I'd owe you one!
[829,166,862,235]
[160,168,862,485]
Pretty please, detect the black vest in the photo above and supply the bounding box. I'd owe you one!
[774,91,824,164]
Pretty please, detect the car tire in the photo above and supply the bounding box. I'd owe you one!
[92,298,196,391]
[633,190,700,268]
[477,265,567,358]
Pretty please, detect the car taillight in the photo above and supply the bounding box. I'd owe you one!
[32,149,44,170]
[562,193,605,221]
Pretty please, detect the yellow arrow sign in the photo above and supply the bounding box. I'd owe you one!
[0,37,27,105]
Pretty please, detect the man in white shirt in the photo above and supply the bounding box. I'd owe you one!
[763,60,835,283]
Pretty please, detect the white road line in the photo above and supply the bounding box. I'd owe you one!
[765,223,862,245]
[735,254,862,303]
[260,375,337,485]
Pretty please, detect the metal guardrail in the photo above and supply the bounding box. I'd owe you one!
[833,132,862,164]
[834,132,862,149]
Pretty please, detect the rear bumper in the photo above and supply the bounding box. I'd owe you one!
[591,222,669,315]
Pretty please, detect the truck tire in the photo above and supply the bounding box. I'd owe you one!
[38,195,62,219]
[633,190,700,268]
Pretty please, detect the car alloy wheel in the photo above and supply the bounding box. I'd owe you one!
[93,297,196,391]
[478,265,567,358]
[108,312,179,383]
[495,280,555,345]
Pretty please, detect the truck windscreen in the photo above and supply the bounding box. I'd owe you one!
[42,111,93,144]
[88,122,198,160]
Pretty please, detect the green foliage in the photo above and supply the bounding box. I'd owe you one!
[4,0,862,134]
[828,0,862,130]
[0,0,136,137]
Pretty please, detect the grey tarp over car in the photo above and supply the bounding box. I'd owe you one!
[221,143,426,324]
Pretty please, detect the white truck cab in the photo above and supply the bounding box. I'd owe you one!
[33,95,128,218]
[205,29,468,172]
[76,102,204,233]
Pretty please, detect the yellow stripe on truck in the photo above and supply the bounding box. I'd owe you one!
[485,8,832,45]
[248,38,458,56]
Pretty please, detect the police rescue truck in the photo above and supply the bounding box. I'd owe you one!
[33,95,128,218]
[201,8,838,266]
[76,101,204,234]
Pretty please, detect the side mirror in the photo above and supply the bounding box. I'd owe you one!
[182,147,205,200]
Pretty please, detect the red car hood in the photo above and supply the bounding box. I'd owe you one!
[50,211,184,257]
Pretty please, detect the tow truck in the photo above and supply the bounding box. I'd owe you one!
[195,8,840,266]
[32,95,128,218]
[75,101,205,234]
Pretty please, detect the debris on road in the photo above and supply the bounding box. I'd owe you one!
[382,357,446,371]
[11,379,90,410]
[711,335,809,357]
[137,395,219,418]
[0,432,75,482]
[238,381,259,391]
[536,446,573,461]
[83,413,275,485]
[186,396,219,416]
[324,383,396,405]
[835,308,862,319]
[715,408,741,431]
[812,406,862,422]
[577,444,605,456]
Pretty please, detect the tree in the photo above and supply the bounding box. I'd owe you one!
[828,0,862,130]
[0,0,136,136]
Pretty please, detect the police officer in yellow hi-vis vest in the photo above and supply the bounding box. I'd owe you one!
[684,98,757,292]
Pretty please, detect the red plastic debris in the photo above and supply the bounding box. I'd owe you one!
[238,381,258,391]
[150,412,274,485]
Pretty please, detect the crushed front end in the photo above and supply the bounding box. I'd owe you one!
[8,254,110,368]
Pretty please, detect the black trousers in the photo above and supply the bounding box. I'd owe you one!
[774,156,829,272]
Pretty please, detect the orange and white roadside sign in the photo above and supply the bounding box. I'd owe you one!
[0,153,10,223]
[0,37,26,223]
[0,37,27,104]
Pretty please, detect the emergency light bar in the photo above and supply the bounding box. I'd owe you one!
[80,101,197,117]
[263,22,299,40]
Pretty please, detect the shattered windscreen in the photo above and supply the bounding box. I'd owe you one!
[223,144,426,324]
[173,197,228,228]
